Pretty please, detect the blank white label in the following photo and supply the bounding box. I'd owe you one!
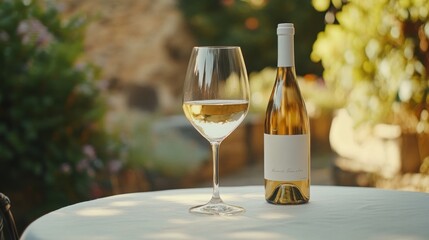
[264,134,309,181]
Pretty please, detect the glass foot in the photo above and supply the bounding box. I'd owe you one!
[189,197,245,216]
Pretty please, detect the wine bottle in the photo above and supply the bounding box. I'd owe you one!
[264,23,310,204]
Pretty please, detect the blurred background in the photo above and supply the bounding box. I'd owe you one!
[1,0,429,233]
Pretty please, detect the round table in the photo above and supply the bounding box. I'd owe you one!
[21,186,429,240]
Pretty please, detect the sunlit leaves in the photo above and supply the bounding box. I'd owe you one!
[312,0,429,126]
[312,0,330,12]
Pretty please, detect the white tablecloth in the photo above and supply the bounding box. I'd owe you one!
[21,186,429,240]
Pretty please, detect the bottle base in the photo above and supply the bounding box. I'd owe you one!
[265,183,309,205]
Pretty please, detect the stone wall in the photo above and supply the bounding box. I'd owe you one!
[59,0,195,113]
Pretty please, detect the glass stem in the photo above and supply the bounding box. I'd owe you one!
[211,141,221,200]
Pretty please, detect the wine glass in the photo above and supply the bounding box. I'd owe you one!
[182,46,250,216]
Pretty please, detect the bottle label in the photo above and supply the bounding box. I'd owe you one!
[264,134,309,181]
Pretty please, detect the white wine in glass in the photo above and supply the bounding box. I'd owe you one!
[182,46,250,216]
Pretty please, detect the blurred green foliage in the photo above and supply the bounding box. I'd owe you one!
[249,67,341,113]
[312,0,429,127]
[0,0,116,223]
[178,0,326,76]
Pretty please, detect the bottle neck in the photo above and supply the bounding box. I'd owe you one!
[277,34,294,67]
